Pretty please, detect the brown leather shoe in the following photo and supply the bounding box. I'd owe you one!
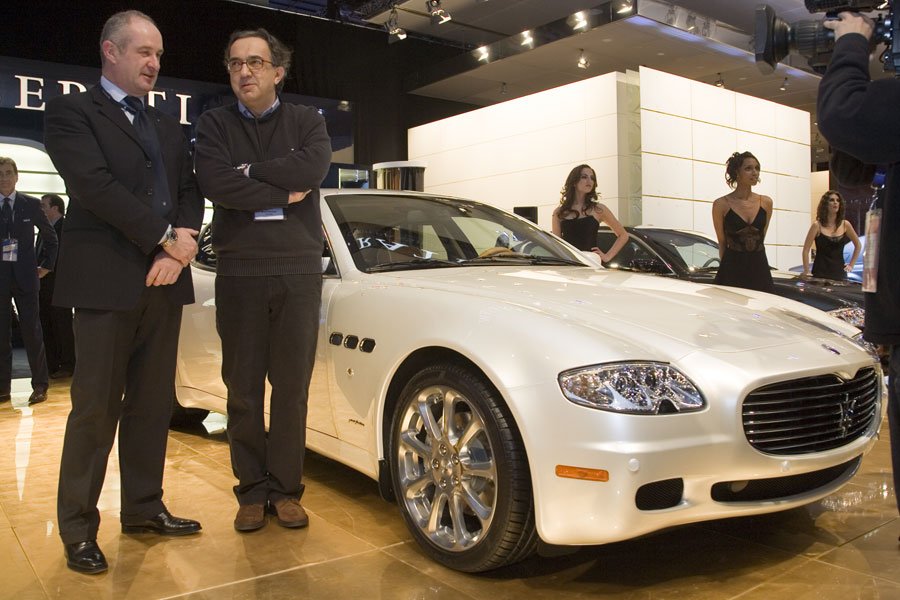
[234,503,266,532]
[270,498,309,528]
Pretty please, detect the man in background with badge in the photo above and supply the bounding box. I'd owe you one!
[0,157,57,406]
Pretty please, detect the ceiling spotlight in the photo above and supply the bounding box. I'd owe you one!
[521,30,533,46]
[616,2,634,15]
[714,73,725,88]
[426,0,452,25]
[577,49,590,69]
[476,46,490,62]
[384,7,406,43]
[779,77,788,91]
[573,11,588,30]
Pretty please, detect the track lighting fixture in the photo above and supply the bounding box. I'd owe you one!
[520,30,533,46]
[714,73,725,88]
[572,11,588,30]
[476,46,490,62]
[577,49,589,70]
[779,77,788,91]
[500,82,508,95]
[384,6,406,43]
[426,0,452,25]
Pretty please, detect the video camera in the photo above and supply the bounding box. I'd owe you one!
[755,1,899,74]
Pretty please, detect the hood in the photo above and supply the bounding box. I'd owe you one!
[370,265,860,356]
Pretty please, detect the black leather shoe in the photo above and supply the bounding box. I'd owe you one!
[64,540,107,574]
[121,509,201,536]
[28,388,47,405]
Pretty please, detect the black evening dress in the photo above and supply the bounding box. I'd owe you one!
[714,207,775,293]
[560,216,599,251]
[811,231,849,280]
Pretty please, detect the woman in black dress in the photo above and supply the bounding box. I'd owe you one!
[711,151,775,293]
[551,164,628,263]
[801,190,862,280]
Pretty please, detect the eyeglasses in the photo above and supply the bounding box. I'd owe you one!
[225,57,274,73]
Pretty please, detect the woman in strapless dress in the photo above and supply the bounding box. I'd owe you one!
[551,164,628,263]
[801,190,862,280]
[711,151,775,293]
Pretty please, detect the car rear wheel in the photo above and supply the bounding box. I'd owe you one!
[390,362,536,572]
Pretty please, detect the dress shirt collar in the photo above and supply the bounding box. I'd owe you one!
[2,191,16,207]
[238,97,280,120]
[100,76,132,106]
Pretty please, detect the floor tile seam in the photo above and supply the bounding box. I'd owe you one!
[9,521,51,599]
[808,514,900,563]
[153,546,406,599]
[377,540,481,598]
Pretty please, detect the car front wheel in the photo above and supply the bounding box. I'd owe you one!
[390,362,536,572]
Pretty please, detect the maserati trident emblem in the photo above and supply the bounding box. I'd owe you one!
[838,392,855,437]
[821,343,841,355]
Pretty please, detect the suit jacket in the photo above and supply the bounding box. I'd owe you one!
[36,215,63,287]
[0,192,58,294]
[43,84,203,311]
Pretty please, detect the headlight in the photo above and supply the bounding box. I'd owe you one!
[828,306,865,329]
[558,362,705,414]
[851,332,881,362]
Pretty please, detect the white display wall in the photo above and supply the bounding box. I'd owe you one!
[407,67,811,270]
[638,67,810,270]
[407,71,635,229]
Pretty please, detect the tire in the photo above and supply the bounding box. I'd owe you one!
[389,362,536,572]
[170,393,210,428]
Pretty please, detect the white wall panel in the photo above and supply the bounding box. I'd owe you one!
[585,114,623,159]
[772,208,809,247]
[693,162,730,203]
[641,197,695,229]
[640,111,692,158]
[639,68,692,118]
[776,175,812,213]
[775,104,810,144]
[641,154,693,199]
[735,95,777,137]
[776,245,802,270]
[692,122,738,165]
[775,139,810,177]
[690,83,735,128]
[735,132,777,168]
[692,199,715,235]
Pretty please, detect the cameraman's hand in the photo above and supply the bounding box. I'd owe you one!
[823,11,875,41]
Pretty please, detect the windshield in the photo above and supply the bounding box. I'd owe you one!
[325,193,585,273]
[639,229,721,272]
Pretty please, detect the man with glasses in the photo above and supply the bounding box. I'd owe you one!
[44,10,203,574]
[194,29,331,532]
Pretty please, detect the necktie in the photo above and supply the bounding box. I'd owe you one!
[1,198,11,239]
[121,96,171,216]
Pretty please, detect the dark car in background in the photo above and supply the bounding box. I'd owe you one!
[595,226,866,330]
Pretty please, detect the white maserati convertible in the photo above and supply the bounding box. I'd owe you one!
[175,189,882,573]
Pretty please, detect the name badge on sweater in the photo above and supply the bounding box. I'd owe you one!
[254,208,285,221]
[2,238,18,262]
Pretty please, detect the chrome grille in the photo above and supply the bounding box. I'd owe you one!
[742,367,879,455]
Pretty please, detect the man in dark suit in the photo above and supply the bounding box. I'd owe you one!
[0,157,57,406]
[37,194,75,380]
[43,10,203,575]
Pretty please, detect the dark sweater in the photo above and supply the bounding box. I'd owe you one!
[818,33,900,344]
[194,100,332,276]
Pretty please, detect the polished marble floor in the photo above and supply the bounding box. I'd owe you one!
[2,377,900,599]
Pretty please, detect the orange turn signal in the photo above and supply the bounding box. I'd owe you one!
[555,465,609,482]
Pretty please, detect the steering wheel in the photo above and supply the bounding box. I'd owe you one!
[701,257,720,268]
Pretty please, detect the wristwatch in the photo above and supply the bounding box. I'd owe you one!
[161,226,178,249]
